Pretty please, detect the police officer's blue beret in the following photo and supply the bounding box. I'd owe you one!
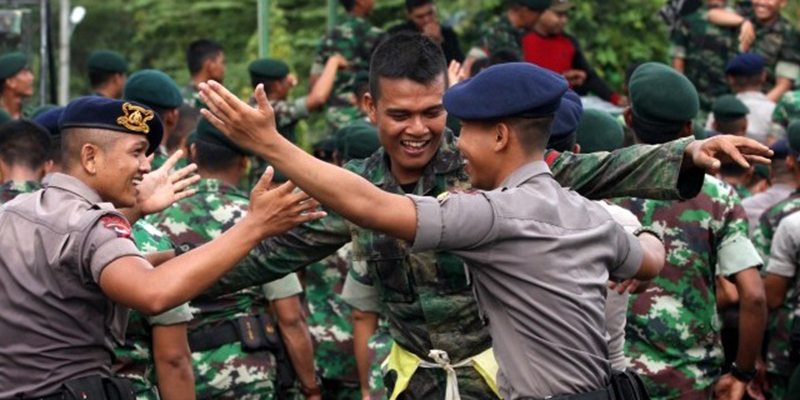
[59,97,163,156]
[725,53,765,76]
[33,107,65,138]
[444,62,568,120]
[550,90,583,139]
[771,137,790,159]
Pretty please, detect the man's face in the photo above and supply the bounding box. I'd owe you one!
[511,6,542,30]
[409,3,437,30]
[457,120,501,190]
[367,75,447,183]
[272,77,293,101]
[6,68,34,98]
[537,10,568,35]
[704,0,726,8]
[753,0,785,22]
[359,0,375,15]
[208,52,226,83]
[94,135,151,208]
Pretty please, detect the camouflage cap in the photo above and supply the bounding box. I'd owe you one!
[712,95,749,122]
[124,69,183,109]
[629,62,699,124]
[0,52,27,80]
[576,109,624,153]
[87,50,128,74]
[248,58,290,80]
[514,0,553,11]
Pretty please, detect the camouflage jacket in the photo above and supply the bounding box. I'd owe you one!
[773,90,800,130]
[204,131,702,364]
[480,15,524,58]
[613,176,762,399]
[0,180,41,205]
[671,7,738,111]
[747,12,800,90]
[751,189,800,263]
[181,82,205,110]
[115,221,193,400]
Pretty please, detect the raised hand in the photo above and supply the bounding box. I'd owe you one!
[685,135,773,175]
[136,150,200,215]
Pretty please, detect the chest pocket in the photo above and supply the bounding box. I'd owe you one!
[364,234,416,303]
[436,253,471,295]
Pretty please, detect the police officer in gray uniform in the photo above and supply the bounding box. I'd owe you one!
[0,96,323,399]
[198,62,667,399]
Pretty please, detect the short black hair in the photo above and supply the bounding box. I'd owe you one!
[0,120,52,170]
[251,76,281,95]
[490,48,521,65]
[369,32,447,101]
[469,115,554,154]
[729,74,764,88]
[88,68,121,89]
[187,39,224,75]
[547,132,577,152]
[194,139,243,173]
[719,162,749,178]
[630,113,686,144]
[340,0,356,11]
[714,117,747,135]
[469,58,491,77]
[406,0,433,11]
[0,79,5,92]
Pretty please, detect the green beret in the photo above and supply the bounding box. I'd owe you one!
[712,95,749,122]
[335,122,380,160]
[124,69,183,109]
[249,58,290,80]
[87,50,128,73]
[514,0,552,11]
[0,52,27,80]
[753,164,770,181]
[787,120,800,155]
[195,117,251,156]
[629,63,699,125]
[0,108,10,126]
[575,109,624,153]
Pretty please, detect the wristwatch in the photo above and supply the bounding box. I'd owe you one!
[632,227,663,243]
[730,362,757,382]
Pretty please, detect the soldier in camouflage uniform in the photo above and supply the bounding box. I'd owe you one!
[0,120,49,204]
[0,52,34,119]
[312,0,384,131]
[671,0,738,113]
[773,91,800,134]
[471,0,551,60]
[614,63,765,399]
[197,33,774,399]
[115,221,195,400]
[149,118,321,399]
[182,39,225,110]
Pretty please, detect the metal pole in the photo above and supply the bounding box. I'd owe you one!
[58,0,69,104]
[327,0,337,33]
[39,0,48,105]
[257,0,269,58]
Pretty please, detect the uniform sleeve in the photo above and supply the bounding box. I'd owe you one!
[147,302,193,326]
[596,201,645,280]
[312,34,334,76]
[669,18,689,58]
[776,29,800,81]
[341,268,382,313]
[546,136,703,201]
[82,213,143,284]
[766,214,800,278]
[274,97,311,129]
[716,186,764,277]
[262,272,303,300]
[409,192,495,254]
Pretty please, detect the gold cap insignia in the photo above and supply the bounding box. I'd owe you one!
[116,102,154,134]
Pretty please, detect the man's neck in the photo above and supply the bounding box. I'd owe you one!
[732,85,763,94]
[389,162,424,186]
[3,167,41,183]
[532,24,551,37]
[191,74,210,87]
[0,91,22,118]
[492,154,543,189]
[94,85,118,99]
[757,14,781,26]
[197,169,241,188]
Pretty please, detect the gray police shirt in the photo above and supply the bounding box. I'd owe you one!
[0,173,142,398]
[409,161,644,399]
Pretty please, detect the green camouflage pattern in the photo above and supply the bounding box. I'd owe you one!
[273,97,308,144]
[181,82,206,110]
[313,14,383,131]
[741,5,800,91]
[479,15,524,58]
[773,90,800,129]
[613,176,756,399]
[751,190,800,263]
[0,180,41,205]
[670,7,738,111]
[148,179,279,398]
[367,325,393,399]
[202,131,698,398]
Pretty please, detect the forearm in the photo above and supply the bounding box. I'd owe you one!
[735,272,768,370]
[767,78,794,103]
[306,60,340,111]
[353,310,379,396]
[276,303,318,390]
[634,234,665,280]
[153,325,196,400]
[706,8,746,27]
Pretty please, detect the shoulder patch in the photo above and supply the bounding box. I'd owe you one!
[100,214,133,239]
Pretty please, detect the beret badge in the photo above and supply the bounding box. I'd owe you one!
[117,102,154,134]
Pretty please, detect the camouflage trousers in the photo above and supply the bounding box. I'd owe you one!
[192,343,277,399]
[636,369,715,400]
[367,332,393,400]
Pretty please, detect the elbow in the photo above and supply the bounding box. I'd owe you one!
[143,291,178,316]
[278,312,308,334]
[741,284,768,314]
[156,347,193,372]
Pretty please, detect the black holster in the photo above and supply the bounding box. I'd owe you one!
[609,370,650,400]
[60,375,136,400]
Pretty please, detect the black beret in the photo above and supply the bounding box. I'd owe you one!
[444,62,568,120]
[33,106,65,137]
[124,69,183,109]
[576,109,624,153]
[87,50,128,74]
[629,62,699,124]
[550,90,583,139]
[712,95,749,122]
[59,97,163,156]
[249,58,290,80]
[725,53,765,76]
[195,117,251,156]
[515,0,552,11]
[770,137,790,159]
[0,52,27,80]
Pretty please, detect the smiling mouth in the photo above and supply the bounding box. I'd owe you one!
[401,139,431,150]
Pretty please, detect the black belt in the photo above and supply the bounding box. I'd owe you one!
[188,320,241,353]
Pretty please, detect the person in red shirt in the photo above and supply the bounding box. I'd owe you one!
[522,0,626,106]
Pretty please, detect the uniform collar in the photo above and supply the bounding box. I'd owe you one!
[0,180,42,193]
[46,173,104,205]
[499,160,552,189]
[195,178,245,197]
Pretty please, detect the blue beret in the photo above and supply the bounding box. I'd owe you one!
[725,53,765,76]
[771,137,790,159]
[550,90,583,139]
[444,62,568,120]
[33,107,65,137]
[59,97,163,156]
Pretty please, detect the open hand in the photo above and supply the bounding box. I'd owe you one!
[714,374,746,400]
[199,81,280,157]
[447,60,466,88]
[136,150,200,215]
[739,20,755,52]
[246,167,327,240]
[685,135,772,175]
